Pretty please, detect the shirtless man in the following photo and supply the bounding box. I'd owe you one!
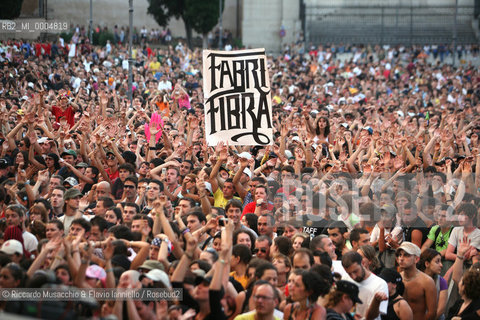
[396,242,437,320]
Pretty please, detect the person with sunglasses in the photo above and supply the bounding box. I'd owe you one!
[255,236,272,261]
[233,263,281,319]
[109,163,136,200]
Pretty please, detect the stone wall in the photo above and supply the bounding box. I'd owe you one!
[242,0,301,54]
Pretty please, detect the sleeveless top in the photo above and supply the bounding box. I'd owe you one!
[381,293,404,320]
[287,303,318,320]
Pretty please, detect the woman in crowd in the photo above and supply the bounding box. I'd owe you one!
[358,244,382,274]
[325,280,362,320]
[233,229,256,252]
[292,233,309,251]
[418,248,448,320]
[446,268,480,320]
[283,270,329,320]
[273,253,292,292]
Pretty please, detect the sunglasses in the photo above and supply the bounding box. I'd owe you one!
[253,248,267,254]
[123,185,136,189]
[106,155,115,160]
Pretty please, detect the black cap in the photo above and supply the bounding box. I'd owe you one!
[269,152,278,158]
[336,280,362,304]
[0,158,9,169]
[378,268,405,295]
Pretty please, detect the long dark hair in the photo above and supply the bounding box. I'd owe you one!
[417,248,441,278]
[315,116,330,136]
[3,262,26,288]
[13,150,29,170]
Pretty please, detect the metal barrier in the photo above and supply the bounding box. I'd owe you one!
[303,5,477,45]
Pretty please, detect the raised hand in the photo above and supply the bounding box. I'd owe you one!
[457,236,471,258]
[185,237,197,256]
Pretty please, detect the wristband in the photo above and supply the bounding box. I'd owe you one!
[219,259,226,264]
[185,252,193,260]
[105,269,114,273]
[457,255,464,260]
[182,228,190,235]
[150,147,157,150]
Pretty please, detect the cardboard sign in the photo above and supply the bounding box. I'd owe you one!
[203,49,273,146]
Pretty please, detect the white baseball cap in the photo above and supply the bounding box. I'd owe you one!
[238,152,252,160]
[0,239,23,255]
[146,269,171,289]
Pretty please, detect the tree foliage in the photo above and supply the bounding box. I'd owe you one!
[185,0,222,35]
[0,0,24,19]
[147,0,224,48]
[147,0,185,27]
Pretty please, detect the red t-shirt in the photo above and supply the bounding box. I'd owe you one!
[241,201,274,218]
[52,105,75,127]
[106,168,119,182]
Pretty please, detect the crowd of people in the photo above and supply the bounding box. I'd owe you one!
[0,33,480,320]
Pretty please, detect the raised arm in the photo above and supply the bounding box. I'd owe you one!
[210,218,233,291]
[171,236,197,283]
[209,144,228,193]
[232,157,249,200]
[452,236,471,284]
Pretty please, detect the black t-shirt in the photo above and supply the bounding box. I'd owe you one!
[447,298,480,320]
[300,215,329,239]
[403,217,429,245]
[172,281,226,320]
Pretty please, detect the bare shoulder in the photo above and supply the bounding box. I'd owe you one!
[419,271,435,287]
[398,298,411,309]
[312,305,326,320]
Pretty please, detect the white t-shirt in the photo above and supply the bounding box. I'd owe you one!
[370,224,404,246]
[23,231,38,253]
[448,227,480,250]
[59,215,75,233]
[59,214,87,234]
[346,273,388,320]
[333,260,350,280]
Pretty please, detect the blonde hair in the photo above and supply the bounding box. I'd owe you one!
[325,288,345,309]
